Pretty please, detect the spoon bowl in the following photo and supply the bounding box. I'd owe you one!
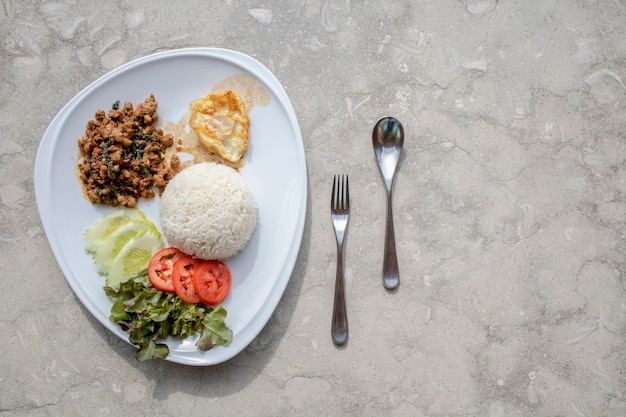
[373,117,404,186]
[372,117,404,290]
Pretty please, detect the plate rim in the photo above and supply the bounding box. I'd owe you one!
[34,47,307,366]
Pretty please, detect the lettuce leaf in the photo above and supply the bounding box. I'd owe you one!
[197,306,233,350]
[104,273,233,361]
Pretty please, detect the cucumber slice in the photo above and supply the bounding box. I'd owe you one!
[84,208,146,252]
[106,229,164,289]
[93,218,161,275]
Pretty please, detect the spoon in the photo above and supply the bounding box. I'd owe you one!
[372,117,404,290]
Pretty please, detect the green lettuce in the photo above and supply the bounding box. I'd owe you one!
[104,274,232,361]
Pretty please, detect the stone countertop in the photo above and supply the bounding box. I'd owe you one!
[2,1,626,416]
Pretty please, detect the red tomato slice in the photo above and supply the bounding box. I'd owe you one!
[171,256,201,304]
[148,248,186,292]
[193,260,232,305]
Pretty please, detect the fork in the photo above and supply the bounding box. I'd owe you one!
[331,174,349,345]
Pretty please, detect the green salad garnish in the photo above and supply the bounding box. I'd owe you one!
[104,274,233,361]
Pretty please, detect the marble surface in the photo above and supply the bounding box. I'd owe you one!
[2,0,626,415]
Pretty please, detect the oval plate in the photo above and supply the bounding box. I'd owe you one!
[34,48,307,365]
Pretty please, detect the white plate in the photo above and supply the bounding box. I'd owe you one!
[34,48,307,365]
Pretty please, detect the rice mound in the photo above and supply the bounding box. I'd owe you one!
[160,162,257,260]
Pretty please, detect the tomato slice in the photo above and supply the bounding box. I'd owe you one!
[193,260,232,305]
[171,256,201,304]
[147,248,186,292]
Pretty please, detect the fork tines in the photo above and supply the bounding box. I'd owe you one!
[332,174,349,211]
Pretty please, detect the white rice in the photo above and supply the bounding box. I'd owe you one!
[160,162,257,260]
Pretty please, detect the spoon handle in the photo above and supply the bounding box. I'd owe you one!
[331,242,348,345]
[383,190,399,289]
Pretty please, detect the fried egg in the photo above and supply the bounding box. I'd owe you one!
[189,90,249,162]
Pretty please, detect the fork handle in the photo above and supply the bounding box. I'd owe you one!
[383,190,399,289]
[331,243,348,345]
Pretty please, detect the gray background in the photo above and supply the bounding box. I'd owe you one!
[2,1,626,416]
